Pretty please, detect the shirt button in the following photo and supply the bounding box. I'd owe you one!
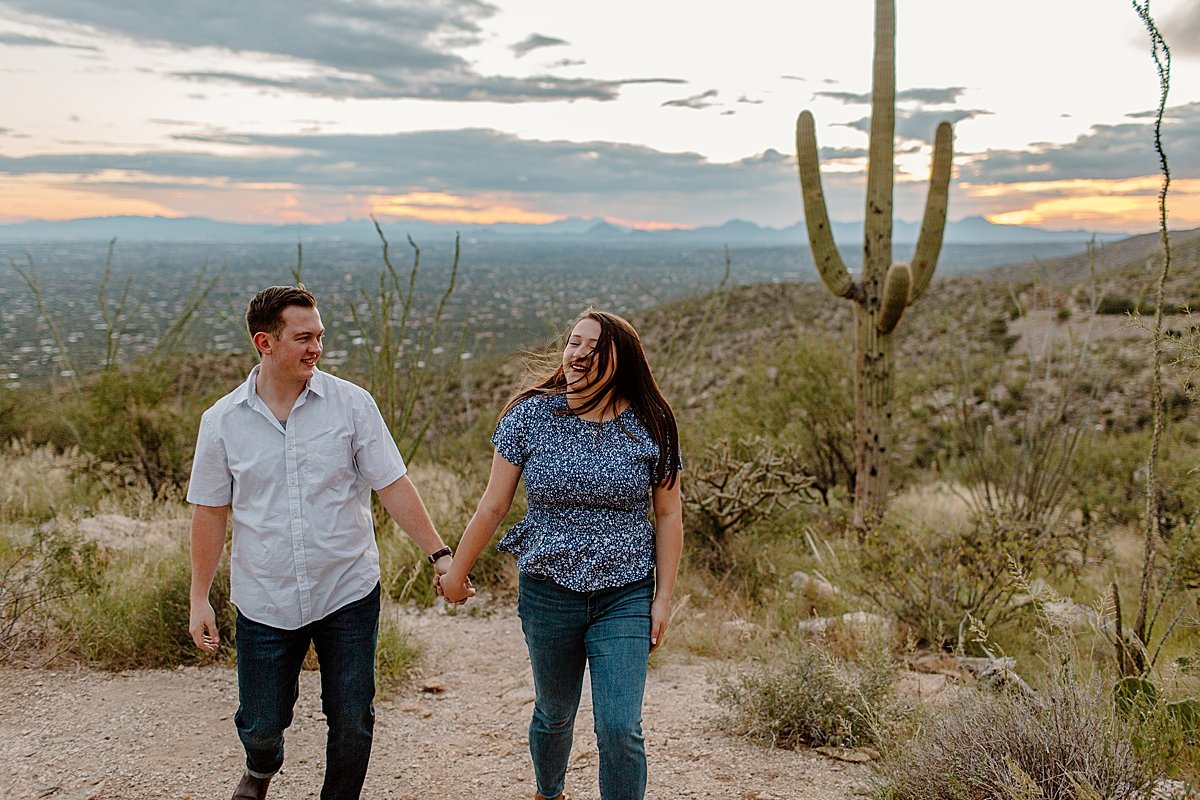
[292,511,299,518]
[288,443,295,451]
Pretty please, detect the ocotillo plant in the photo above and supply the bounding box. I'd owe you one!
[795,0,953,527]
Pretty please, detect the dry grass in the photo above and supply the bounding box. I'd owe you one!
[715,635,896,750]
[873,673,1148,800]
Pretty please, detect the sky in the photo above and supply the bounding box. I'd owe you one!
[0,0,1198,234]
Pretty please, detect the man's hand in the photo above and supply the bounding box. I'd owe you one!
[190,599,220,653]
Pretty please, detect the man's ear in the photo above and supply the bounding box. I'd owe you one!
[252,331,273,357]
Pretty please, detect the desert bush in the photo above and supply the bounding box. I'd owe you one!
[842,513,1074,649]
[716,636,895,749]
[375,609,421,693]
[1117,675,1200,783]
[67,364,215,499]
[1098,294,1140,315]
[872,674,1148,800]
[57,542,237,669]
[0,443,101,525]
[0,526,102,664]
[683,435,820,566]
[698,333,856,503]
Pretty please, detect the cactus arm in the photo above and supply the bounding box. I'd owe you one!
[796,111,855,299]
[908,121,954,305]
[877,261,912,335]
[863,0,896,283]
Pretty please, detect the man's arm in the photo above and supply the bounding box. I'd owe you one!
[375,474,459,581]
[189,503,229,653]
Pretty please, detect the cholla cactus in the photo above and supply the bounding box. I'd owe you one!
[795,0,953,526]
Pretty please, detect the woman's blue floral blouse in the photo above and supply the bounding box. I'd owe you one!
[491,392,669,592]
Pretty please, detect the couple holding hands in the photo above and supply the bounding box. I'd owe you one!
[187,285,683,800]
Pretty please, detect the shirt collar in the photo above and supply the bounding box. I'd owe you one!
[235,364,326,407]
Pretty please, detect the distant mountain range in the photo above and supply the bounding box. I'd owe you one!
[0,214,1134,246]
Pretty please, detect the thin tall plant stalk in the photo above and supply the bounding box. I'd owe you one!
[1115,0,1176,677]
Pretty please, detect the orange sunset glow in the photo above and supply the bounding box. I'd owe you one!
[965,177,1200,232]
[1,178,177,221]
[369,192,565,226]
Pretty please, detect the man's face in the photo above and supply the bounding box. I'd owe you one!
[266,305,324,382]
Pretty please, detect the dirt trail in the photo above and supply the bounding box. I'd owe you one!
[0,604,867,800]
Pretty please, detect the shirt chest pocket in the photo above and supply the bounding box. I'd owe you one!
[307,432,354,488]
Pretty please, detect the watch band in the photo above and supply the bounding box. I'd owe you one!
[427,546,453,564]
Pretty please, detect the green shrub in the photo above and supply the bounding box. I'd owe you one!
[840,512,1086,649]
[697,333,856,504]
[0,526,102,664]
[716,637,895,749]
[1098,294,1139,315]
[58,543,237,669]
[376,609,420,694]
[70,364,214,499]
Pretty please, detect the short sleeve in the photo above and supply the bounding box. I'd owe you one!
[352,391,408,490]
[491,399,532,467]
[186,411,233,506]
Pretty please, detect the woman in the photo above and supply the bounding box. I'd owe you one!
[438,308,683,800]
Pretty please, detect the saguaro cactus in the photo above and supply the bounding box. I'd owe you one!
[795,0,953,527]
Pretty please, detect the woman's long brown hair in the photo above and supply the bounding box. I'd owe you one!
[502,308,680,488]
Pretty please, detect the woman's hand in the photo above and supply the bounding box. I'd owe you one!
[650,594,670,651]
[438,560,477,604]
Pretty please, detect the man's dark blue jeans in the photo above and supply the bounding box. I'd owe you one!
[234,583,380,800]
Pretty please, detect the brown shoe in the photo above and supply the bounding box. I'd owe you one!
[232,771,271,800]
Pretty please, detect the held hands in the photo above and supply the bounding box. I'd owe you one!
[189,600,220,653]
[433,555,476,605]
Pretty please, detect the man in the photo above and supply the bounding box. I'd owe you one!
[188,285,469,800]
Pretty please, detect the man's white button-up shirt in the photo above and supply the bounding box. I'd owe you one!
[187,366,407,630]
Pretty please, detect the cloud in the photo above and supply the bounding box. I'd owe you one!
[662,89,719,109]
[899,87,967,104]
[1161,4,1200,58]
[511,33,568,57]
[962,101,1200,183]
[0,128,821,226]
[0,31,96,50]
[0,0,677,103]
[819,146,869,160]
[737,95,763,105]
[816,86,967,105]
[815,90,869,105]
[840,108,991,142]
[0,128,797,197]
[174,69,681,103]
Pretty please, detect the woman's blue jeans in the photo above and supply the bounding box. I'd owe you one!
[233,583,380,800]
[518,572,654,800]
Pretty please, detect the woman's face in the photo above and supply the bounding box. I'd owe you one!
[563,317,615,394]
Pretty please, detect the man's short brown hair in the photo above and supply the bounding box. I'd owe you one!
[246,285,317,339]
